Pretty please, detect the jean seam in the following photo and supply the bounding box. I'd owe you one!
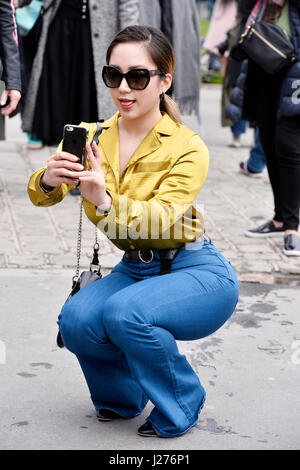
[117,316,192,425]
[148,326,195,426]
[149,391,206,437]
[146,285,228,317]
[119,302,195,425]
[169,355,195,424]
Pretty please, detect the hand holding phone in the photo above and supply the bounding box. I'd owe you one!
[41,124,87,189]
[62,125,88,166]
[41,123,111,209]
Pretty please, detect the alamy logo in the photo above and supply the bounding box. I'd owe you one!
[96,197,205,241]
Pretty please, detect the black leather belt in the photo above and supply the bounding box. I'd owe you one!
[125,247,184,274]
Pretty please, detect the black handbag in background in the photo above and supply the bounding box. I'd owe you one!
[239,20,296,74]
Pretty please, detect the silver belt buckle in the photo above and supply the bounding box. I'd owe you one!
[138,249,154,263]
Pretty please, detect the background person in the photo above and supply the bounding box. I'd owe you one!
[227,0,300,256]
[21,0,139,148]
[203,0,238,79]
[14,0,44,149]
[0,0,22,139]
[138,0,201,120]
[239,126,266,177]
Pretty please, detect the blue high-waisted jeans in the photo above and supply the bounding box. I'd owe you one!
[58,238,239,437]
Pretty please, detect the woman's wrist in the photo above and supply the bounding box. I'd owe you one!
[40,172,55,193]
[95,191,112,213]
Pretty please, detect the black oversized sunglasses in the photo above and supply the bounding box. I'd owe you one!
[102,66,164,90]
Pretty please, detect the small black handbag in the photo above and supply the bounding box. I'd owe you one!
[56,122,104,348]
[239,20,296,74]
[56,212,102,348]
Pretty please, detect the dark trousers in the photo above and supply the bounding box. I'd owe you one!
[247,61,300,231]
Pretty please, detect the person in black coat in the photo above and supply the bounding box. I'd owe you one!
[0,0,22,128]
[227,0,300,257]
[237,0,255,18]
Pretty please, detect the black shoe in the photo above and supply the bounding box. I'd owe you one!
[283,234,300,256]
[96,409,124,421]
[245,220,284,238]
[137,421,159,437]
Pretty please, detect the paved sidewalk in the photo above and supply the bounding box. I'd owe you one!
[1,274,299,450]
[1,85,300,283]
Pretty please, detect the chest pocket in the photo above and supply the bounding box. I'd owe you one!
[134,161,170,172]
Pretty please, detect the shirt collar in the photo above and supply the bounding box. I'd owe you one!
[101,111,177,136]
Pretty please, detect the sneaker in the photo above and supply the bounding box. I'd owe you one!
[228,134,241,148]
[245,220,284,238]
[239,160,264,178]
[283,234,300,256]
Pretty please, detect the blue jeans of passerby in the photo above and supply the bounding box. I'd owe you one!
[231,120,247,136]
[247,126,266,173]
[58,238,239,437]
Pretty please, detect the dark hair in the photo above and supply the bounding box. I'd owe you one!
[106,25,182,124]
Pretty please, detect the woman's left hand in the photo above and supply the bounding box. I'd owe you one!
[76,141,112,210]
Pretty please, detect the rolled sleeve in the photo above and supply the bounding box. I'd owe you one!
[27,168,70,207]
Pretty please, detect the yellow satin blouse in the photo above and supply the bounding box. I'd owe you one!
[27,112,209,251]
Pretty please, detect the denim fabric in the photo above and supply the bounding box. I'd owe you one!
[58,239,239,437]
[231,120,247,136]
[247,126,266,173]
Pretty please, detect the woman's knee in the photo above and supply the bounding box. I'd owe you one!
[58,298,104,354]
[57,300,82,352]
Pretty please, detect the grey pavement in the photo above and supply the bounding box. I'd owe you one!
[0,85,299,450]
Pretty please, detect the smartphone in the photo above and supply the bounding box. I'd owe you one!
[62,124,88,166]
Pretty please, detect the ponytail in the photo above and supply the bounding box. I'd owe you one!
[160,93,182,125]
